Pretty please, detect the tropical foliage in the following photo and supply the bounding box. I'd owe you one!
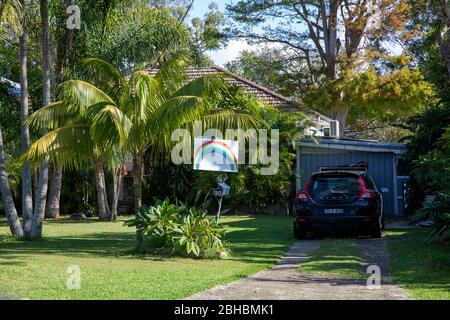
[408,124,450,242]
[0,0,448,252]
[143,88,308,214]
[124,198,227,258]
[23,55,260,227]
[402,5,450,242]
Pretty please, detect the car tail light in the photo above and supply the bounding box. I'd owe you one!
[296,191,312,201]
[358,177,377,199]
[297,216,306,223]
[296,179,314,201]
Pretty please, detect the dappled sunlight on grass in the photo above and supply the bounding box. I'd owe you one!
[222,215,293,265]
[0,214,293,300]
[299,239,366,279]
[385,229,450,300]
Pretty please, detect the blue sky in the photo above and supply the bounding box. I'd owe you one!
[190,1,227,17]
[189,1,255,67]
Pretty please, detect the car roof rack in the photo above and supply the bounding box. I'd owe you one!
[319,161,369,173]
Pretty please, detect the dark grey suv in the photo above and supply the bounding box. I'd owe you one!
[294,163,384,239]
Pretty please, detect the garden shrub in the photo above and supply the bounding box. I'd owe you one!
[410,128,450,242]
[124,199,228,258]
[173,207,226,258]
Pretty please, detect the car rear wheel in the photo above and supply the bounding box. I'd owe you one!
[371,217,382,238]
[294,222,307,240]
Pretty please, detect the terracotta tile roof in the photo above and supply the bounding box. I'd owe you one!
[186,66,296,109]
[146,66,289,106]
[145,66,331,121]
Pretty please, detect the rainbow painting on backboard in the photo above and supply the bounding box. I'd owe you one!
[193,137,239,173]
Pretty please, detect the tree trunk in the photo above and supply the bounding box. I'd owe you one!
[0,126,24,239]
[19,0,33,236]
[438,3,450,74]
[110,167,121,221]
[94,159,111,221]
[30,162,49,239]
[324,0,339,80]
[332,108,349,137]
[133,153,144,246]
[47,0,76,221]
[441,27,450,74]
[45,164,62,218]
[30,0,52,239]
[132,154,143,215]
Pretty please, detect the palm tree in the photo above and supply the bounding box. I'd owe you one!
[0,124,24,238]
[0,0,28,238]
[29,0,51,239]
[25,81,130,221]
[17,0,33,235]
[45,163,62,218]
[24,55,260,242]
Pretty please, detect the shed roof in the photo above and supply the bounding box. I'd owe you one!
[0,77,20,97]
[299,137,406,155]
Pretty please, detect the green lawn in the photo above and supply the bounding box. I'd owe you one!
[296,230,450,300]
[0,215,293,300]
[385,229,450,300]
[298,239,366,279]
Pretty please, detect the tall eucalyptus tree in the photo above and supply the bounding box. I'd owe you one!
[227,0,413,131]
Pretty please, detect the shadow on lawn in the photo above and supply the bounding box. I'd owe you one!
[385,229,450,298]
[0,219,9,227]
[221,215,293,265]
[300,254,364,276]
[0,231,135,259]
[0,215,293,266]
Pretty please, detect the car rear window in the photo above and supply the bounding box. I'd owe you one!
[307,174,361,202]
[363,175,376,190]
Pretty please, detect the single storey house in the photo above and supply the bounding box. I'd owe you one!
[119,66,409,217]
[118,66,332,213]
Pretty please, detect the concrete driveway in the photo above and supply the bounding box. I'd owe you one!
[187,239,409,300]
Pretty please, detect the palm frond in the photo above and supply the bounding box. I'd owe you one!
[155,51,190,97]
[148,95,207,156]
[201,110,261,132]
[23,125,94,170]
[79,58,125,99]
[61,80,116,116]
[91,104,132,149]
[26,102,79,130]
[126,71,161,122]
[171,75,227,101]
[156,95,207,131]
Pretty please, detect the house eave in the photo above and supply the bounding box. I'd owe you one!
[299,138,407,155]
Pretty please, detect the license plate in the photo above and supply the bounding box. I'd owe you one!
[324,209,344,214]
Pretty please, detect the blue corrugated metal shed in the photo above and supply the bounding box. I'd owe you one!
[296,138,407,216]
[0,77,21,97]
